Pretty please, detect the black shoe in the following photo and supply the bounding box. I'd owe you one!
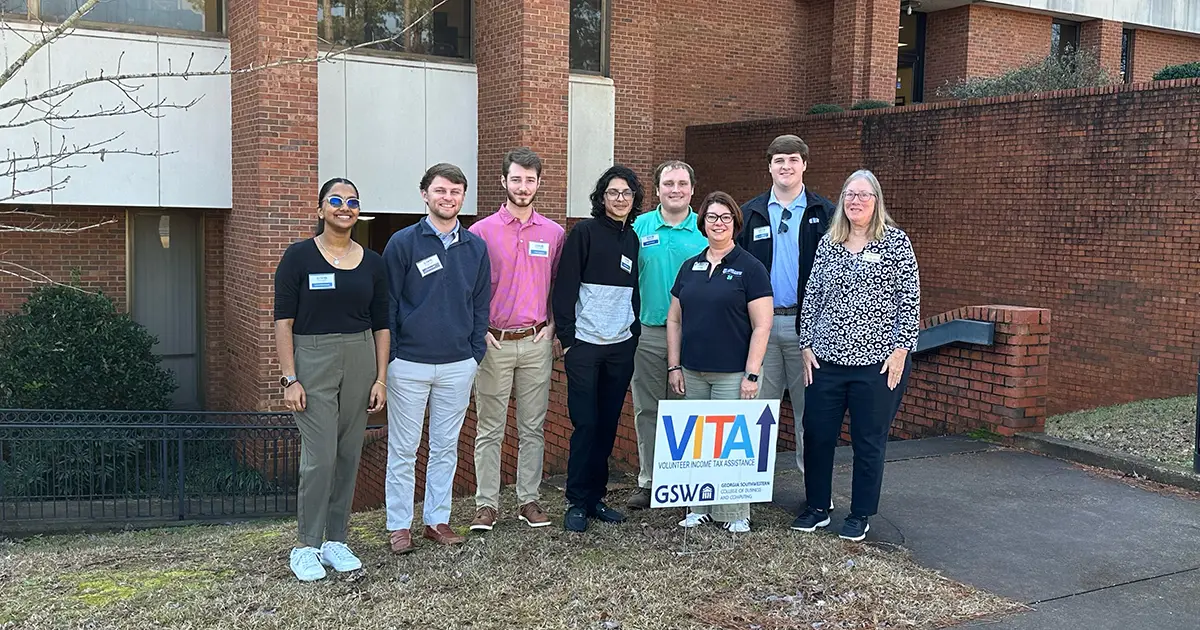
[626,487,652,510]
[839,515,870,541]
[790,507,831,532]
[589,502,627,523]
[564,506,589,532]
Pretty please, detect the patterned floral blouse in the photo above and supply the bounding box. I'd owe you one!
[797,225,921,366]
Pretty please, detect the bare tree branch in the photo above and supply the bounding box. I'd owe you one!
[0,260,97,294]
[0,0,450,112]
[0,211,117,234]
[0,0,102,89]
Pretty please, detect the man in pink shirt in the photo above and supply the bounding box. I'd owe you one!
[468,147,566,531]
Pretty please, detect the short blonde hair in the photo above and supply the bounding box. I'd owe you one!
[828,169,895,243]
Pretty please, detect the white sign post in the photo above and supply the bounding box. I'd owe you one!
[651,399,781,509]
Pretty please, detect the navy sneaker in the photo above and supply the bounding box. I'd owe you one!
[564,506,588,532]
[589,502,627,523]
[790,507,831,532]
[839,515,870,541]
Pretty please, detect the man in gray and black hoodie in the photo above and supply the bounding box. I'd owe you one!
[553,164,643,533]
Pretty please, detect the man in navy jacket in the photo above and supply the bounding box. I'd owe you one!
[382,163,490,553]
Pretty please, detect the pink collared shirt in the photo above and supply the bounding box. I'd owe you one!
[468,203,566,330]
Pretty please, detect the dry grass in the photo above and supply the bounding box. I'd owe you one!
[1047,396,1198,468]
[1,487,1020,630]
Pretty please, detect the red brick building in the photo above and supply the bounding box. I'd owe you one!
[2,0,1198,419]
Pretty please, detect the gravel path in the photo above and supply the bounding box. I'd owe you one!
[1046,396,1197,468]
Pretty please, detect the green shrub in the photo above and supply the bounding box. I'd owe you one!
[808,103,845,114]
[0,285,176,410]
[850,100,892,110]
[939,48,1116,99]
[1153,62,1200,81]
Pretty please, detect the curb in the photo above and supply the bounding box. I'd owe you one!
[1013,432,1200,492]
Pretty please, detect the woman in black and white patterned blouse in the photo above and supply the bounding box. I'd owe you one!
[790,169,920,542]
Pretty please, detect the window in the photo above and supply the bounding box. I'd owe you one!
[1120,28,1135,83]
[37,0,223,33]
[570,0,607,74]
[896,9,926,105]
[317,0,472,61]
[1050,20,1080,58]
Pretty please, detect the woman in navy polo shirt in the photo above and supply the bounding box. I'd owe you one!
[665,191,774,533]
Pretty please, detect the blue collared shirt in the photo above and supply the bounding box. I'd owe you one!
[426,216,461,250]
[766,187,806,308]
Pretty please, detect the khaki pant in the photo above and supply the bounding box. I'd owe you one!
[683,369,750,523]
[630,326,680,489]
[472,335,554,508]
[293,330,376,548]
[761,313,805,472]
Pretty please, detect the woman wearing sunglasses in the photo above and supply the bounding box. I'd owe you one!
[273,177,390,581]
[666,191,774,533]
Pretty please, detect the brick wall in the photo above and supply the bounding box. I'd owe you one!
[686,80,1200,415]
[0,207,126,313]
[830,0,899,105]
[892,306,1050,440]
[924,5,1050,99]
[222,0,319,412]
[1079,19,1123,78]
[203,212,227,409]
[1131,29,1200,83]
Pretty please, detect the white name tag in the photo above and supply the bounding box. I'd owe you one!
[416,254,444,277]
[308,273,335,290]
[691,261,710,272]
[641,233,661,247]
[529,241,550,257]
[809,217,821,224]
[620,255,633,273]
[753,226,771,241]
[862,252,883,263]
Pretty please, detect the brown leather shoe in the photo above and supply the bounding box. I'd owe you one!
[389,529,415,554]
[518,501,552,528]
[423,523,466,546]
[470,506,498,531]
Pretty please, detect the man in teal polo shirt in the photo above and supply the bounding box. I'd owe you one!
[626,160,709,510]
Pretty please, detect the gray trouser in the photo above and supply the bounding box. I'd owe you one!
[683,369,750,523]
[293,330,376,548]
[760,313,805,472]
[631,325,680,489]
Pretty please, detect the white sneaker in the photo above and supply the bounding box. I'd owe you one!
[290,546,327,582]
[678,512,712,528]
[319,541,362,572]
[723,518,751,533]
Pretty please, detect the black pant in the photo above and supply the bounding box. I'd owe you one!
[563,339,636,508]
[802,357,910,517]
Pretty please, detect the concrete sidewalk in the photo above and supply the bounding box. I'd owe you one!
[771,436,1200,630]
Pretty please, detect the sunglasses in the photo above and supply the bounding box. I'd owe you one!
[326,195,360,210]
[778,208,791,234]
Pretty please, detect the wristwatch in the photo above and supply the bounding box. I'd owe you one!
[280,375,299,389]
[745,372,759,382]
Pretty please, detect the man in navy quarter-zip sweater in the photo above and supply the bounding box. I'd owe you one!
[382,163,490,554]
[553,164,643,533]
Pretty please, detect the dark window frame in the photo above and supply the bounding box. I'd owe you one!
[1051,19,1081,58]
[1120,28,1135,83]
[569,0,610,76]
[316,0,475,64]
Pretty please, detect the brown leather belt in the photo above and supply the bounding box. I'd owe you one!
[488,321,547,341]
[773,306,798,315]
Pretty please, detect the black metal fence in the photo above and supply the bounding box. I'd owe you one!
[0,410,301,533]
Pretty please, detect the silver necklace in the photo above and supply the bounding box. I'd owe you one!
[317,236,354,267]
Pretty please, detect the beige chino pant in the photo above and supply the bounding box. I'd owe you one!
[472,334,554,508]
[630,325,681,489]
[682,369,751,523]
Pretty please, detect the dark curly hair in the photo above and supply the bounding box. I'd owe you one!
[588,164,644,220]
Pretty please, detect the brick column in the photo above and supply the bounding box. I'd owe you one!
[610,0,655,181]
[223,0,318,411]
[1079,19,1124,79]
[475,0,570,223]
[830,0,899,106]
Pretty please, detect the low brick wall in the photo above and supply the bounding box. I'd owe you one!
[348,304,1051,510]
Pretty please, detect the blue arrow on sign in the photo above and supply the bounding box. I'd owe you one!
[756,406,776,472]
